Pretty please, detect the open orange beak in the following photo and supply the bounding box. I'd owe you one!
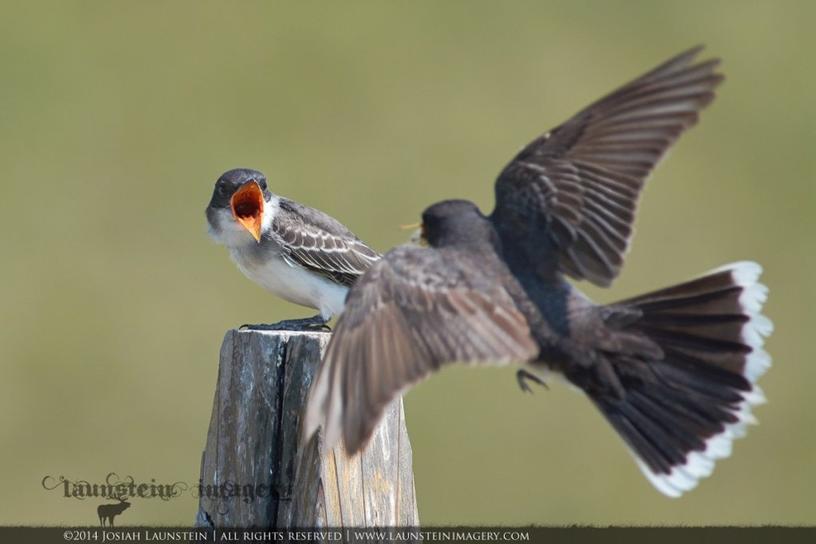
[230,180,264,242]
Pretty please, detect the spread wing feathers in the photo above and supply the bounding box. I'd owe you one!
[302,245,539,454]
[273,200,380,287]
[493,46,723,287]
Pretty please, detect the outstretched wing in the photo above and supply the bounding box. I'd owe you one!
[302,245,539,454]
[273,199,380,286]
[492,46,723,287]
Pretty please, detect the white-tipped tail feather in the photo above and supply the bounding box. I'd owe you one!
[598,261,772,497]
[726,262,774,382]
[634,383,767,497]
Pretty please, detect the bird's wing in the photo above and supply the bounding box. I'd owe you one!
[492,46,723,287]
[302,245,539,454]
[273,199,380,287]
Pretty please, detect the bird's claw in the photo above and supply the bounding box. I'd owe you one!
[516,369,548,394]
[240,315,331,332]
[305,321,332,332]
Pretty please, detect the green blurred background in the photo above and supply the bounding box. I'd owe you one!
[1,0,813,526]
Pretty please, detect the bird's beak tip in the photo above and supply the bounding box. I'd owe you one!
[231,180,265,242]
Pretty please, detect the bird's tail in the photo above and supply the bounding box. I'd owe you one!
[589,261,772,497]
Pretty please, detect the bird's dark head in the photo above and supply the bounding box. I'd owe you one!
[206,168,273,245]
[419,199,495,248]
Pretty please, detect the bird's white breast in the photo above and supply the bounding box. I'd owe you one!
[230,248,348,320]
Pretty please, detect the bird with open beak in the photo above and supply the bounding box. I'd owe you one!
[205,168,380,330]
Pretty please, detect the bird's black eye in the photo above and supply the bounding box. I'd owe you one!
[258,179,268,190]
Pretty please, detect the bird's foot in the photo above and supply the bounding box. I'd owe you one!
[516,369,548,394]
[240,314,331,332]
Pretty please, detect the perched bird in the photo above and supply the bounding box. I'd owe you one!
[206,168,380,330]
[303,47,773,497]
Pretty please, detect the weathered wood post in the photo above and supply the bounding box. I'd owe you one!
[195,329,419,528]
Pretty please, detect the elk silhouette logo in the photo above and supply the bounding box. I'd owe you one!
[97,496,131,527]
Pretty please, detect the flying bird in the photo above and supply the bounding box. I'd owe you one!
[206,168,380,330]
[303,47,773,497]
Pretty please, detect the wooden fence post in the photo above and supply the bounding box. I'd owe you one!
[195,329,419,528]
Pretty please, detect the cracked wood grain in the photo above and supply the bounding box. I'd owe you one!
[196,329,418,528]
